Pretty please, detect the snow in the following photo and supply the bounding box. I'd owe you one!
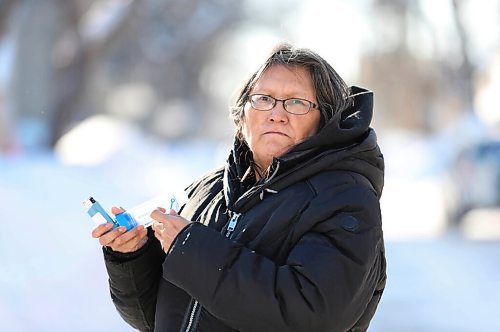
[371,235,500,332]
[0,119,225,331]
[0,153,140,331]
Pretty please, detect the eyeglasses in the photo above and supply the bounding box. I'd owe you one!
[248,94,318,115]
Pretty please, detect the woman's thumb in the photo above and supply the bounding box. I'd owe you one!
[111,206,126,215]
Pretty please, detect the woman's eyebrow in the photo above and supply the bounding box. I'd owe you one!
[250,89,313,99]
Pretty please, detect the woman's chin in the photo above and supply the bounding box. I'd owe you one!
[255,145,292,166]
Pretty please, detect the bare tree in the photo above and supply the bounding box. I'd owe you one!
[0,0,19,152]
[361,0,483,132]
[48,0,242,145]
[451,0,475,112]
[0,0,18,35]
[49,0,141,146]
[2,0,253,149]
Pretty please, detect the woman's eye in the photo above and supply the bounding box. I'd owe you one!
[289,99,305,105]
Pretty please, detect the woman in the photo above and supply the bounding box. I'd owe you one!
[92,44,386,332]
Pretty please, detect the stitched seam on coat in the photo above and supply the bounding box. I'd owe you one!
[128,263,153,330]
[305,179,318,197]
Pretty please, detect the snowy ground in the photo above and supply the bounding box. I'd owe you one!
[0,135,228,331]
[1,127,500,331]
[370,235,500,331]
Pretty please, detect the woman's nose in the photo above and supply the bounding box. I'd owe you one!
[268,101,288,123]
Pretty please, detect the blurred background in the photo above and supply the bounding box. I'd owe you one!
[1,0,499,331]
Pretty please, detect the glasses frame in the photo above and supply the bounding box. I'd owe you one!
[248,94,318,115]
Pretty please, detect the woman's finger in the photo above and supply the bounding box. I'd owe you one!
[113,225,146,246]
[151,222,164,240]
[119,228,148,252]
[134,237,149,251]
[153,230,163,243]
[99,226,126,246]
[151,208,169,223]
[151,221,164,232]
[91,222,114,238]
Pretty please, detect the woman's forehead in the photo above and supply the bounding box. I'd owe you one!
[251,65,315,96]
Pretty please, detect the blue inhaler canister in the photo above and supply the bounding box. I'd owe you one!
[115,211,139,231]
[83,197,120,228]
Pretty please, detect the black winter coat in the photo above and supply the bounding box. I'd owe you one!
[104,86,386,332]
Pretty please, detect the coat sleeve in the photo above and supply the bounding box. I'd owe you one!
[162,184,386,332]
[104,229,166,332]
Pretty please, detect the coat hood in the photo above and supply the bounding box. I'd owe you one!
[225,86,384,212]
[290,86,375,152]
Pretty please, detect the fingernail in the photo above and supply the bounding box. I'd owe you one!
[119,226,126,232]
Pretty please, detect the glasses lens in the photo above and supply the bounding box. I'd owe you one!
[250,95,274,111]
[284,98,310,114]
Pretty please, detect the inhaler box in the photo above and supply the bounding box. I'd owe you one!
[125,194,183,227]
[83,194,185,230]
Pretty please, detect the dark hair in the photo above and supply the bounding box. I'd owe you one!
[230,43,351,141]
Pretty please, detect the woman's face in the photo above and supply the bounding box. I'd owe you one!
[242,65,321,170]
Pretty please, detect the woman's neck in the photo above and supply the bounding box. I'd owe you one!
[252,155,272,180]
[252,162,267,181]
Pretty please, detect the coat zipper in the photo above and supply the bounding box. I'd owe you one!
[225,212,241,237]
[181,212,242,332]
[184,300,199,332]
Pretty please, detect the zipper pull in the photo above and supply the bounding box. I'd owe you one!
[225,212,241,238]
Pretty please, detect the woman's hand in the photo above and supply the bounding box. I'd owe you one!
[151,208,191,253]
[91,206,149,253]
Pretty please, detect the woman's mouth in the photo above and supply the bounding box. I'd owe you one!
[264,131,288,137]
